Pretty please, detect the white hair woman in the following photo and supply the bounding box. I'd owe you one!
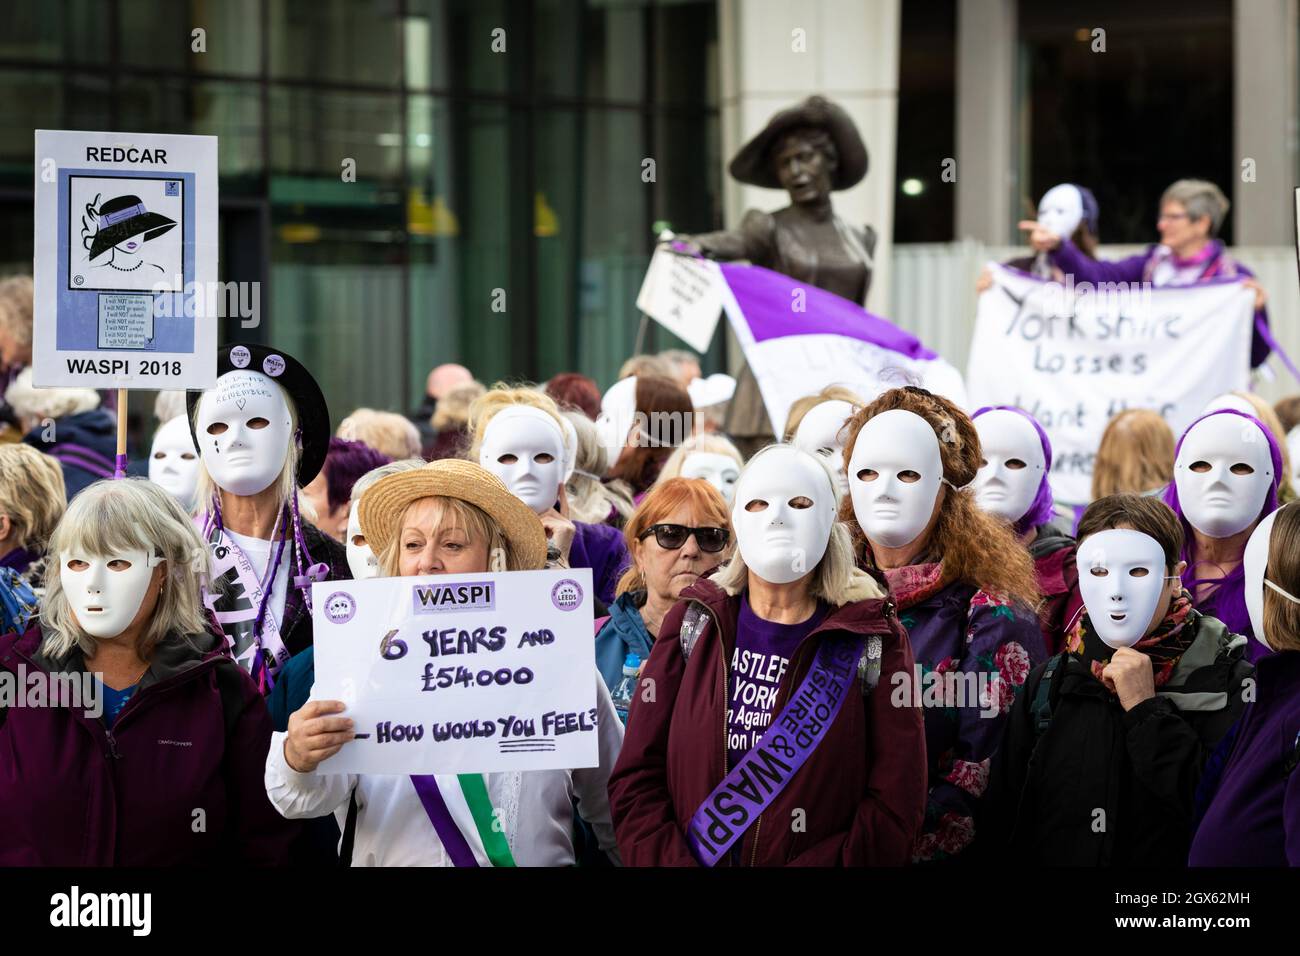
[0,478,296,864]
[608,444,928,867]
[188,344,350,694]
[5,367,115,499]
[266,459,624,867]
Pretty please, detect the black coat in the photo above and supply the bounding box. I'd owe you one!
[981,612,1253,866]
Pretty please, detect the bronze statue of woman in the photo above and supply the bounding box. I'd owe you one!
[678,96,877,454]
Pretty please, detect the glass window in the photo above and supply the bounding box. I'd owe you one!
[894,0,955,243]
[268,0,403,87]
[269,87,403,185]
[120,0,262,76]
[1019,0,1233,243]
[0,0,110,64]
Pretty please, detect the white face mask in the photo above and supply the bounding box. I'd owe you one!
[1174,413,1274,539]
[681,452,741,505]
[848,409,944,550]
[972,410,1046,524]
[1037,184,1084,240]
[1077,529,1170,649]
[793,400,854,494]
[60,549,160,639]
[196,370,293,497]
[345,500,378,580]
[148,414,200,507]
[478,407,567,514]
[731,447,836,585]
[595,377,638,465]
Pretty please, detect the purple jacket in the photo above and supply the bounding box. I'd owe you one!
[1190,649,1300,866]
[1050,239,1270,368]
[884,564,1046,861]
[0,624,297,865]
[570,520,630,606]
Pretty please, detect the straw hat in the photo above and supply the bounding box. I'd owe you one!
[358,459,548,570]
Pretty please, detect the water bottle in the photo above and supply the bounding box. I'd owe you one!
[612,652,641,724]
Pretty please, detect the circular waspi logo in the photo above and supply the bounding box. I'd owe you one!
[263,354,286,377]
[323,591,357,624]
[550,579,583,612]
[229,345,251,368]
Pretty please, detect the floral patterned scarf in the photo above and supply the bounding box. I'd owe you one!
[1065,591,1196,688]
[882,561,947,611]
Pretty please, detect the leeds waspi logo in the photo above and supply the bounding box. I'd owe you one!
[412,581,495,614]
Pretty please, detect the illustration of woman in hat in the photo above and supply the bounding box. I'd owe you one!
[80,192,176,274]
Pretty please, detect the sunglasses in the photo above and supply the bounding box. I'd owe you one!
[638,523,730,553]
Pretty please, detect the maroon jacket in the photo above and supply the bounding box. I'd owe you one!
[0,623,297,866]
[608,572,928,866]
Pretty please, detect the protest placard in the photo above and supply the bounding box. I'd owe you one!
[310,568,598,776]
[967,264,1254,505]
[635,244,724,353]
[33,129,218,390]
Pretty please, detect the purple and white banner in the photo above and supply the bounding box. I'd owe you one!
[968,264,1254,505]
[716,262,968,438]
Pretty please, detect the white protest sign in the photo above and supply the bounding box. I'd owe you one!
[310,568,598,776]
[635,245,724,353]
[967,264,1254,505]
[33,129,218,389]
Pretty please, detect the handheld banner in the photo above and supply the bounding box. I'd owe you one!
[310,568,598,776]
[967,264,1254,505]
[636,245,724,353]
[33,129,218,390]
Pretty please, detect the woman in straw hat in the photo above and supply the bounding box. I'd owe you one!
[265,459,623,867]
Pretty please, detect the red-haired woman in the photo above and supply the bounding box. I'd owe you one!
[594,477,732,693]
[598,375,694,501]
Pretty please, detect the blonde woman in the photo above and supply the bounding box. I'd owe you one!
[654,433,744,506]
[0,443,66,579]
[337,408,422,461]
[1090,409,1176,502]
[0,478,296,864]
[609,445,928,866]
[188,344,349,693]
[5,368,114,499]
[469,385,628,606]
[267,459,623,866]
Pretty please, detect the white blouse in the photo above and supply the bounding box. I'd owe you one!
[265,672,624,867]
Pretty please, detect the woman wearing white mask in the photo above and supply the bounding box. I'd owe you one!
[609,444,928,867]
[985,494,1252,866]
[186,344,350,695]
[1164,409,1283,661]
[148,414,201,510]
[1191,503,1300,866]
[839,387,1044,862]
[975,183,1100,292]
[0,478,296,864]
[266,459,622,867]
[971,405,1082,655]
[654,433,745,506]
[469,387,629,607]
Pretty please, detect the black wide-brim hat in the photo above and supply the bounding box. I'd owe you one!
[88,194,177,260]
[186,343,331,487]
[728,95,868,191]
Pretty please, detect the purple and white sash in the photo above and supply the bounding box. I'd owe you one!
[686,634,865,867]
[197,518,290,686]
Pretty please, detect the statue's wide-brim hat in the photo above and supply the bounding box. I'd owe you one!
[728,95,868,191]
[88,194,177,260]
[186,343,331,487]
